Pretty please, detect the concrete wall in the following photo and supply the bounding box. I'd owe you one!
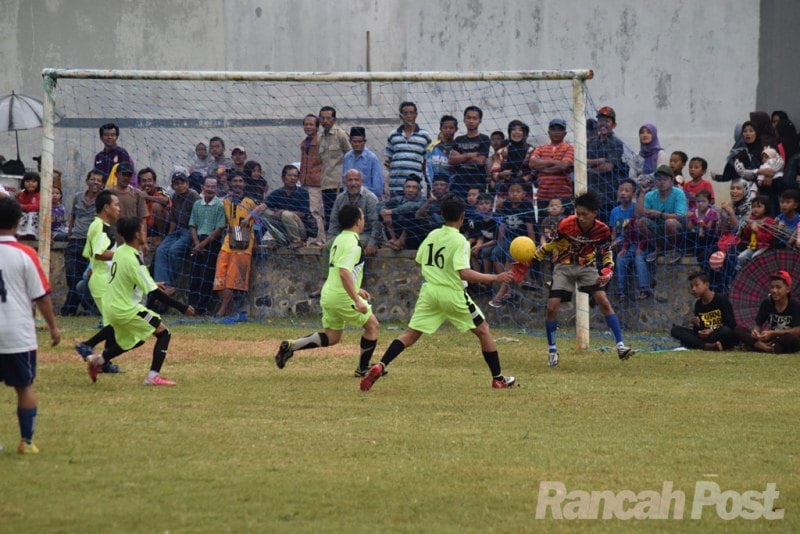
[0,0,768,182]
[757,0,800,124]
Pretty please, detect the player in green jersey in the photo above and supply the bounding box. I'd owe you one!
[360,194,517,391]
[275,205,381,376]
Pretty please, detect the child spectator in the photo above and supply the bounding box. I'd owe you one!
[687,190,719,266]
[15,172,40,239]
[669,151,688,188]
[683,157,715,209]
[611,179,651,300]
[540,198,566,247]
[243,160,268,202]
[465,186,481,222]
[490,183,536,307]
[52,186,68,241]
[754,147,785,215]
[735,270,800,354]
[670,271,737,351]
[737,195,774,270]
[189,141,215,177]
[467,193,498,285]
[774,189,800,248]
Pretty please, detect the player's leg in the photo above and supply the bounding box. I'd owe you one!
[355,314,380,376]
[592,288,634,360]
[7,351,39,454]
[143,321,176,386]
[470,320,516,388]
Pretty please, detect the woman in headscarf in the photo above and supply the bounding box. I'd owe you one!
[772,110,799,162]
[637,123,667,176]
[749,111,778,150]
[717,121,762,182]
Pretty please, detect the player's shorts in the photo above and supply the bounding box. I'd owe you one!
[110,308,162,351]
[0,350,37,387]
[320,293,372,331]
[549,263,601,300]
[408,283,485,334]
[214,249,251,291]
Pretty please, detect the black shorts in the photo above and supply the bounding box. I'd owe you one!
[0,350,37,387]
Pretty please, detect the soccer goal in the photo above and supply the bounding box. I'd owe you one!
[40,68,594,345]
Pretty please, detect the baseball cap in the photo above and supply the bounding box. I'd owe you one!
[231,145,246,154]
[117,162,134,175]
[549,118,567,129]
[770,270,792,288]
[171,171,188,183]
[596,106,616,121]
[655,165,674,178]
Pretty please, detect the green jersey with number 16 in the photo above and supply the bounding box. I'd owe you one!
[415,225,470,292]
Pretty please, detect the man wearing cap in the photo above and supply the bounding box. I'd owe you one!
[106,162,148,225]
[342,127,384,200]
[154,172,201,287]
[530,118,575,216]
[587,106,629,220]
[735,270,800,354]
[230,145,247,174]
[94,122,136,187]
[318,106,352,233]
[636,164,687,264]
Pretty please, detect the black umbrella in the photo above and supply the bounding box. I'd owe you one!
[0,91,45,161]
[729,249,800,327]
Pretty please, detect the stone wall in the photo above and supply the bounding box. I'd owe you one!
[45,242,701,333]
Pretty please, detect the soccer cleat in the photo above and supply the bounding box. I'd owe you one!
[87,360,102,382]
[359,363,384,391]
[617,345,635,361]
[101,362,124,374]
[75,343,93,361]
[143,374,177,386]
[354,365,388,378]
[275,341,294,369]
[491,376,517,388]
[548,351,560,367]
[17,440,39,454]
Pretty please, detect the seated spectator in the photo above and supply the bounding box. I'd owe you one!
[415,176,451,235]
[154,172,200,288]
[209,136,234,171]
[490,182,536,307]
[632,123,667,181]
[670,271,737,351]
[15,172,41,239]
[683,157,715,209]
[342,127,385,200]
[214,172,257,320]
[686,190,719,268]
[243,160,268,202]
[753,147,785,215]
[724,121,762,184]
[138,167,171,246]
[188,176,227,316]
[107,162,148,224]
[378,177,426,250]
[737,195,774,271]
[464,186,481,222]
[774,189,800,248]
[466,193,498,283]
[637,165,687,264]
[230,146,247,173]
[327,169,381,255]
[262,165,315,249]
[611,179,652,300]
[52,185,68,241]
[735,270,800,354]
[189,141,215,177]
[669,150,688,188]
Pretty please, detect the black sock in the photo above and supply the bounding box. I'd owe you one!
[482,350,502,377]
[84,325,114,349]
[359,337,377,369]
[151,329,171,372]
[380,339,406,368]
[292,332,329,351]
[101,338,126,361]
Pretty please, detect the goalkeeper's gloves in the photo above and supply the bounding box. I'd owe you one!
[597,267,613,287]
[510,261,531,284]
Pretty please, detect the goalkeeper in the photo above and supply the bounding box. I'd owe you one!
[274,205,381,377]
[528,190,634,367]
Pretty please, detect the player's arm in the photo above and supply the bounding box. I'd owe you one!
[34,294,61,346]
[147,287,194,315]
[459,267,512,285]
[532,236,564,262]
[95,249,114,261]
[339,267,368,313]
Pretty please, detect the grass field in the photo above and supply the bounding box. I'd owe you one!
[1,317,797,533]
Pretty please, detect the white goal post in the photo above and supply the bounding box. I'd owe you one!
[40,68,593,346]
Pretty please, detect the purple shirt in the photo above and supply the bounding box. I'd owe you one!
[94,146,136,187]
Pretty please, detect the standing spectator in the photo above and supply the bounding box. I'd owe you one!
[735,271,800,354]
[384,101,432,197]
[683,157,715,209]
[208,136,234,174]
[0,196,61,454]
[188,176,227,316]
[263,164,314,249]
[633,123,667,179]
[138,168,170,247]
[426,115,458,187]
[342,126,384,200]
[243,160,268,202]
[492,120,533,194]
[299,113,324,243]
[378,178,426,250]
[448,105,490,199]
[612,179,652,300]
[94,122,135,187]
[214,172,256,320]
[587,106,629,220]
[318,106,351,232]
[230,146,247,173]
[154,172,200,288]
[61,169,104,316]
[723,121,763,184]
[670,271,737,351]
[530,118,574,214]
[15,172,40,239]
[189,141,215,177]
[637,165,687,264]
[106,162,147,223]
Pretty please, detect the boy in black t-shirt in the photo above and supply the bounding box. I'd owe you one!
[670,271,737,350]
[448,106,490,199]
[735,270,800,354]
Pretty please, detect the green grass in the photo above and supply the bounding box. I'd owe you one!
[1,318,797,533]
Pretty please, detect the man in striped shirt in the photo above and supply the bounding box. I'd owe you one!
[384,101,432,197]
[530,118,575,221]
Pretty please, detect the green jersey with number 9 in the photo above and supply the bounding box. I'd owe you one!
[415,225,470,292]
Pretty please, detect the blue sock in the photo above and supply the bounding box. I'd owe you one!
[545,320,558,352]
[18,407,37,443]
[605,313,623,344]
